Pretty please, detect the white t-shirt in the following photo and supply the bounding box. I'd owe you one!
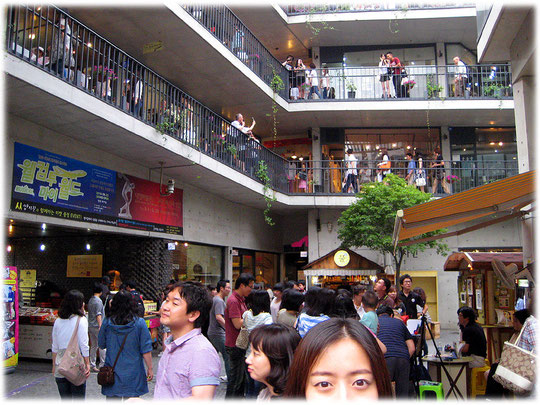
[379,60,388,75]
[270,297,281,322]
[345,153,358,175]
[455,60,468,78]
[307,68,318,86]
[242,310,273,356]
[52,315,90,356]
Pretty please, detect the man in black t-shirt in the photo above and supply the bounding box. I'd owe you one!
[397,274,426,319]
[458,306,487,368]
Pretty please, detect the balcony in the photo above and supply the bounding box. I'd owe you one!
[4,5,518,202]
[285,159,519,196]
[283,64,512,101]
[283,3,476,15]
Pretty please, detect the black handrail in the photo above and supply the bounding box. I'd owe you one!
[5,4,290,193]
[182,4,289,99]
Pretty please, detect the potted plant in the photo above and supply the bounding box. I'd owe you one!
[483,83,507,99]
[345,79,357,99]
[426,77,443,99]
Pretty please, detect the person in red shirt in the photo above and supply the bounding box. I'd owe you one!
[386,52,405,98]
[224,272,255,398]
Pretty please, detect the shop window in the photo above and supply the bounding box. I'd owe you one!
[172,243,222,286]
[255,252,278,288]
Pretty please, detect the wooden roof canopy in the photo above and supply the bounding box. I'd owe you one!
[392,171,535,248]
[302,247,383,271]
[444,252,524,272]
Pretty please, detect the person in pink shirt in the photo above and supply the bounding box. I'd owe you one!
[154,281,221,399]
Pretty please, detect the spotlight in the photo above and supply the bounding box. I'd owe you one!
[7,245,12,253]
[184,242,189,247]
[86,244,91,251]
[41,223,47,230]
[40,244,46,251]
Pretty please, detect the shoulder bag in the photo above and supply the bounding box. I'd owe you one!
[97,332,129,386]
[235,326,250,350]
[493,318,536,394]
[57,316,88,386]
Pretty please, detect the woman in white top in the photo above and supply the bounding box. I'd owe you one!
[51,290,90,399]
[379,54,392,98]
[295,59,306,99]
[243,290,273,399]
[307,63,322,99]
[321,67,330,99]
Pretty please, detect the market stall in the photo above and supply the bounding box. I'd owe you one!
[302,247,385,290]
[444,251,524,364]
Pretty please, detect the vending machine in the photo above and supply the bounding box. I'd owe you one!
[3,266,19,372]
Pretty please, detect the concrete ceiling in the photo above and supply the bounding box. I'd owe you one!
[228,5,478,62]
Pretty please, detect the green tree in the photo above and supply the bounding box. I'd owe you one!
[337,174,449,282]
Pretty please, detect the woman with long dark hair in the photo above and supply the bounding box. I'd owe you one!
[245,324,301,400]
[285,318,392,399]
[276,288,304,328]
[98,289,153,399]
[242,289,273,398]
[51,290,90,399]
[296,287,334,338]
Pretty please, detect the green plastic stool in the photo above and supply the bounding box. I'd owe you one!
[419,380,444,400]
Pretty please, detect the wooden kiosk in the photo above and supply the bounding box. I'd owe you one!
[444,251,522,364]
[302,247,385,290]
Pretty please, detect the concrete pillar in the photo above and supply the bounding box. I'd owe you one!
[225,246,234,282]
[436,43,448,97]
[440,126,452,181]
[513,77,535,173]
[311,127,322,192]
[312,46,321,68]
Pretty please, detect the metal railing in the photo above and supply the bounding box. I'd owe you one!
[285,159,519,195]
[5,5,518,198]
[5,4,290,193]
[285,65,513,101]
[283,3,476,15]
[182,4,289,99]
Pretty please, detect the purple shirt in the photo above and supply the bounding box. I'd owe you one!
[154,328,221,399]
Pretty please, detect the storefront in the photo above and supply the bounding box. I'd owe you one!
[444,251,523,364]
[6,142,188,359]
[232,249,279,287]
[302,247,384,290]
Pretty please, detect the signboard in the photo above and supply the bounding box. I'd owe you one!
[11,143,183,235]
[300,251,308,258]
[168,243,176,250]
[334,250,350,267]
[19,269,36,289]
[143,40,164,54]
[67,255,103,278]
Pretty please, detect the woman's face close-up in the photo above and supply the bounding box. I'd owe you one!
[305,338,378,400]
[388,290,397,301]
[246,344,271,384]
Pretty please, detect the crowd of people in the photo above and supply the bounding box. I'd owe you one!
[51,272,481,400]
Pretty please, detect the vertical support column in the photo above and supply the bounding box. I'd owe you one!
[279,253,286,282]
[436,43,447,96]
[512,76,535,267]
[311,127,322,192]
[440,126,452,188]
[225,246,234,283]
[312,46,320,68]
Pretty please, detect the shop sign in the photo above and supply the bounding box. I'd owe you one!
[11,143,183,235]
[300,251,308,257]
[67,254,103,278]
[19,269,36,288]
[143,40,163,54]
[168,243,176,250]
[334,250,350,267]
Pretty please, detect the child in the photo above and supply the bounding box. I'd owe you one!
[359,290,379,334]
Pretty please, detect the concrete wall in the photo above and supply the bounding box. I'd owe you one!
[6,114,283,254]
[307,207,523,328]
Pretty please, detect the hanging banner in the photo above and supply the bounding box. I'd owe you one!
[11,143,183,235]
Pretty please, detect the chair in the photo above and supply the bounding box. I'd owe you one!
[470,359,491,398]
[419,380,444,400]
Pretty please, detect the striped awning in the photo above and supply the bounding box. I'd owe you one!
[304,269,378,277]
[392,171,535,248]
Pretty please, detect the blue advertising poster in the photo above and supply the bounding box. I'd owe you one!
[12,142,116,216]
[11,143,183,235]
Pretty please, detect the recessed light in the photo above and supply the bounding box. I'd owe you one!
[7,245,12,252]
[86,244,91,251]
[184,242,189,247]
[39,244,46,251]
[41,223,47,230]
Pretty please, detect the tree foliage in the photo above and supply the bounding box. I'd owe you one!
[337,174,449,280]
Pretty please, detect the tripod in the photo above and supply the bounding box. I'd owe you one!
[412,315,465,400]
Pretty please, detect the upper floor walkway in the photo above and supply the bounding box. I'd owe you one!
[4,4,519,208]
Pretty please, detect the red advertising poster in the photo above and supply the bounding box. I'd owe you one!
[115,173,183,234]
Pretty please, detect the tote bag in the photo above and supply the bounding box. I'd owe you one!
[493,318,536,394]
[235,326,249,350]
[57,316,88,386]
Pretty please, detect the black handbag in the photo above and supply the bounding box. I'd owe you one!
[298,171,307,180]
[97,333,128,386]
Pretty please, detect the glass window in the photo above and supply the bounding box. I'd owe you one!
[172,242,222,286]
[255,252,278,288]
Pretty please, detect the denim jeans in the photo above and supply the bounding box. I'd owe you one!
[55,377,86,400]
[323,87,329,99]
[309,85,322,99]
[225,346,246,398]
[208,334,230,378]
[342,173,358,193]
